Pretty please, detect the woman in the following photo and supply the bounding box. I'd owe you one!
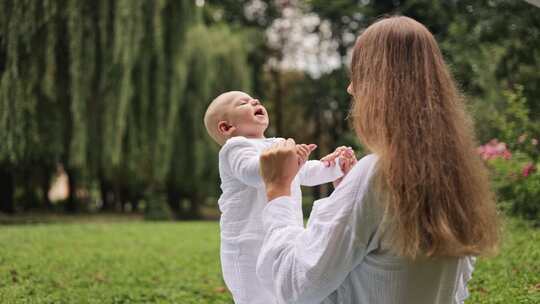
[256,16,499,304]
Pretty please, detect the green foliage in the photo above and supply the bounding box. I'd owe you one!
[488,153,540,224]
[0,218,537,303]
[475,86,540,222]
[492,87,539,155]
[167,23,252,202]
[1,0,539,217]
[437,0,540,144]
[0,0,253,214]
[0,0,57,164]
[143,196,173,221]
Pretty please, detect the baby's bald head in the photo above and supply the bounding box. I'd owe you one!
[204,91,243,145]
[204,91,269,145]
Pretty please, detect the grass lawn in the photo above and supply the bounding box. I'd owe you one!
[0,217,538,303]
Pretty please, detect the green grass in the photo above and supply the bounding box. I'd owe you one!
[0,217,538,303]
[468,218,540,303]
[0,221,230,304]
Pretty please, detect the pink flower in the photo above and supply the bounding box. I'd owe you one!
[477,139,512,160]
[522,163,536,177]
[495,142,507,153]
[532,138,538,146]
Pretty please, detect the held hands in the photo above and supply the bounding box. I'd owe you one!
[321,146,357,187]
[260,139,301,201]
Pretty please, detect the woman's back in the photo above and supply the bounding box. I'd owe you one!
[324,155,474,304]
[257,154,475,304]
[331,254,473,304]
[256,15,498,304]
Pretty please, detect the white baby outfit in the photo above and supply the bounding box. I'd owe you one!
[218,136,343,304]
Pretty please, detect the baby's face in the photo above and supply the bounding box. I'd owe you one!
[224,92,269,138]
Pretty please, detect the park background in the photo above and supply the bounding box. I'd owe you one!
[0,0,539,303]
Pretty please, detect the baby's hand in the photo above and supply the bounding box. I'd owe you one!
[296,144,317,166]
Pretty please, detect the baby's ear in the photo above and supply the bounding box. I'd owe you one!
[218,121,236,136]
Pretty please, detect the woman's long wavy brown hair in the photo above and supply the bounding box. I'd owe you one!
[350,16,499,258]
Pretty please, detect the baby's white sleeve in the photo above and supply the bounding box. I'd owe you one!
[220,137,264,188]
[298,160,343,187]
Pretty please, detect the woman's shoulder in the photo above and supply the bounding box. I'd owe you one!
[359,153,379,166]
[310,153,382,231]
[347,153,379,180]
[329,153,379,199]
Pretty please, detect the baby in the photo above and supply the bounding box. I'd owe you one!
[204,91,355,304]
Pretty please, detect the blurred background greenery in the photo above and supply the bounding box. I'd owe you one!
[1,1,539,303]
[0,0,538,224]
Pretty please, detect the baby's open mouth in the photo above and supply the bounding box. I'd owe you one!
[254,109,265,116]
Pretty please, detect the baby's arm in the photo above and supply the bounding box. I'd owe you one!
[220,137,265,188]
[298,159,343,186]
[299,146,358,187]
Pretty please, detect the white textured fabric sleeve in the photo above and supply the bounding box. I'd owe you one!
[220,137,265,188]
[454,256,476,303]
[256,155,380,304]
[298,160,343,186]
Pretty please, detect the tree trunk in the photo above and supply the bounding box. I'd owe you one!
[0,166,15,214]
[22,176,39,211]
[187,192,201,220]
[41,166,53,210]
[119,187,129,212]
[166,186,182,220]
[131,194,140,212]
[99,176,114,212]
[112,184,122,212]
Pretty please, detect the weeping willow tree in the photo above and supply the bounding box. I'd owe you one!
[0,0,69,213]
[0,0,251,217]
[165,24,251,219]
[95,0,193,211]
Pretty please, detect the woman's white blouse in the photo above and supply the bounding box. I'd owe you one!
[256,154,475,304]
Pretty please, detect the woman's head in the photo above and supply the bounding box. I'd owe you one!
[349,16,499,258]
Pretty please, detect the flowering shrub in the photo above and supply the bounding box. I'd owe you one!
[474,86,540,224]
[477,139,512,160]
[479,138,539,224]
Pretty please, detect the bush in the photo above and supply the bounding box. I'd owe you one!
[479,140,539,224]
[475,86,540,224]
[144,195,173,221]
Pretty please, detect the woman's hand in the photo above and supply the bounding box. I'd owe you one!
[260,139,300,201]
[338,147,357,175]
[321,146,348,167]
[321,146,358,188]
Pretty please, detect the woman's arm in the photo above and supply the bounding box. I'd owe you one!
[258,147,380,303]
